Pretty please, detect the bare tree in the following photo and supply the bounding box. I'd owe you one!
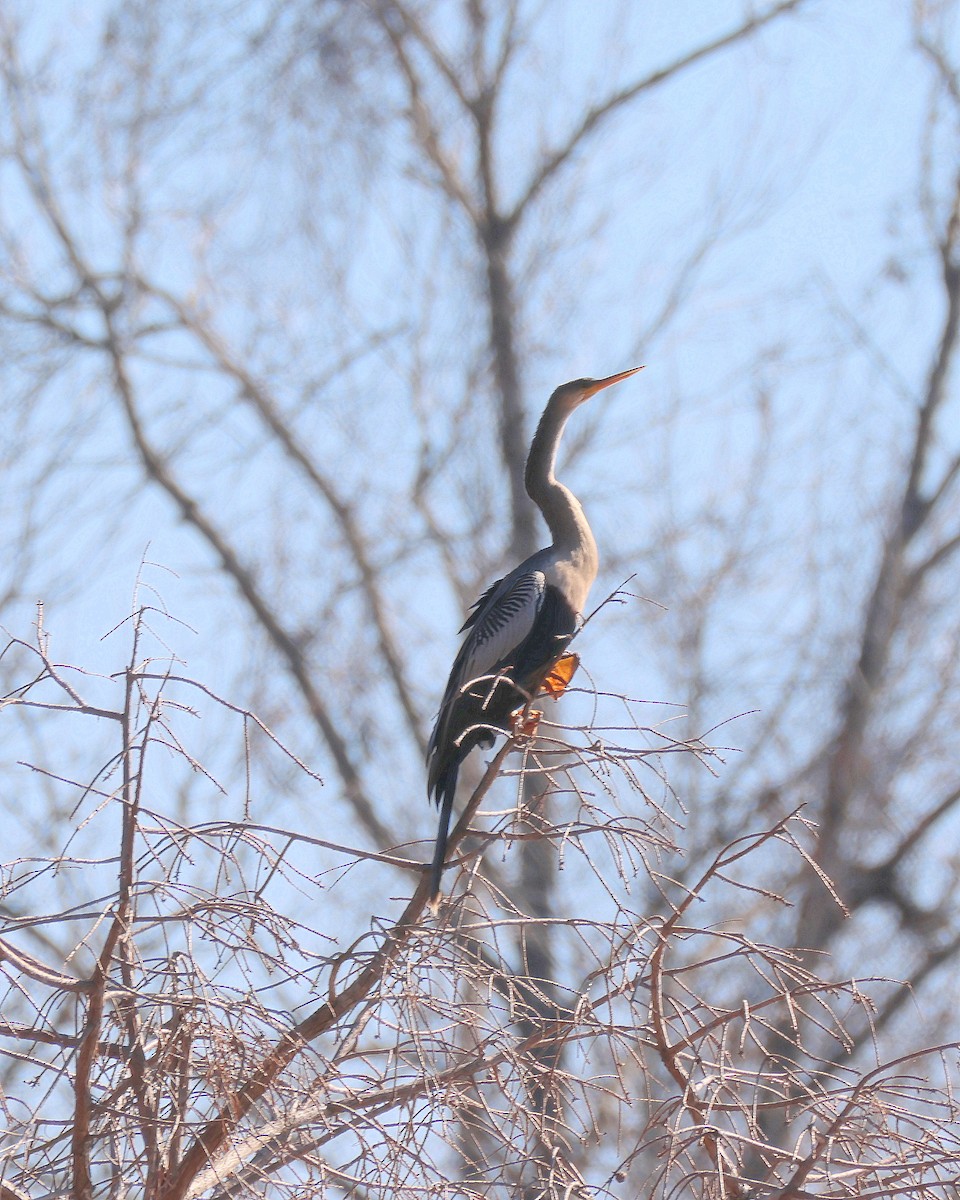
[2,609,959,1197]
[3,0,960,1195]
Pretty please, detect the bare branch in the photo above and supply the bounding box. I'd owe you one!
[508,0,810,227]
[133,281,429,757]
[161,740,512,1200]
[104,336,391,848]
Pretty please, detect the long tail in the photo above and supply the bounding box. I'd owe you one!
[429,763,459,902]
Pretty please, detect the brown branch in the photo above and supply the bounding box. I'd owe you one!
[0,619,122,724]
[181,805,799,1197]
[131,672,323,781]
[72,614,150,1199]
[807,164,960,908]
[776,1041,960,1200]
[1,50,392,846]
[508,0,810,228]
[916,26,960,112]
[884,781,960,870]
[116,632,162,1189]
[868,934,960,1046]
[906,521,960,588]
[185,996,579,1198]
[0,697,123,721]
[647,820,800,1198]
[0,935,92,993]
[902,256,960,532]
[102,330,391,850]
[0,1184,32,1200]
[159,740,514,1200]
[377,2,535,561]
[376,0,473,111]
[133,282,428,757]
[0,1018,107,1050]
[488,0,521,96]
[71,906,125,1200]
[377,8,479,220]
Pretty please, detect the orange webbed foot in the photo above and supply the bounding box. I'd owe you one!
[539,652,580,699]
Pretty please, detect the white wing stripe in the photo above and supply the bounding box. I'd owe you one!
[459,572,544,683]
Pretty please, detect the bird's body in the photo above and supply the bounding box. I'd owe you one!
[426,367,642,900]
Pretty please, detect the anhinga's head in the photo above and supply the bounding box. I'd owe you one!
[550,366,643,413]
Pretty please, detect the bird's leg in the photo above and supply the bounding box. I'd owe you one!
[512,706,542,738]
[508,681,543,740]
[510,653,580,739]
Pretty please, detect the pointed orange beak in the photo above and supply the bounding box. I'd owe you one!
[582,365,644,399]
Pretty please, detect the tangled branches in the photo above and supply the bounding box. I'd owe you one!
[0,607,957,1199]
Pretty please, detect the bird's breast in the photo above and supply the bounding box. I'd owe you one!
[544,551,598,617]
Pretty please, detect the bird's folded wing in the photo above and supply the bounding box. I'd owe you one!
[456,570,546,686]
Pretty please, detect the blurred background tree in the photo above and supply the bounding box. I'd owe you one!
[2,1,960,1196]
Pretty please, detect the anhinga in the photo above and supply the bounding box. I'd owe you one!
[426,367,642,900]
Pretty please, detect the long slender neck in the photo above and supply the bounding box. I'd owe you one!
[524,399,598,572]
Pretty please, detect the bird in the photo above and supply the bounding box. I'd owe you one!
[426,366,643,901]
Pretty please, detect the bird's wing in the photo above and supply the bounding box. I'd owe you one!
[455,570,546,686]
[427,570,545,778]
[459,575,505,633]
